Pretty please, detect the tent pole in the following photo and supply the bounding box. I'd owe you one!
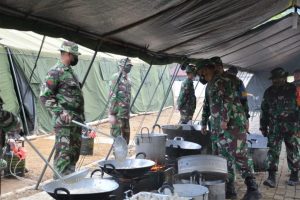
[130,61,153,111]
[6,47,62,179]
[22,35,46,99]
[133,65,168,137]
[152,62,183,129]
[81,40,101,87]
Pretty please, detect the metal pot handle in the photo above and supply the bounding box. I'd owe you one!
[190,170,201,185]
[103,163,116,174]
[158,183,174,194]
[152,124,161,133]
[109,194,117,200]
[54,187,71,200]
[135,152,146,159]
[247,140,253,148]
[124,190,134,199]
[174,137,184,141]
[140,127,151,142]
[90,169,104,178]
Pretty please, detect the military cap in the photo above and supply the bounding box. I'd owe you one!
[210,56,223,66]
[186,64,196,73]
[59,41,81,56]
[227,66,238,75]
[196,59,214,70]
[269,67,289,79]
[118,58,133,67]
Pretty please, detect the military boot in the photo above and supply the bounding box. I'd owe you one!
[263,171,276,188]
[226,181,237,199]
[287,170,300,186]
[242,177,262,200]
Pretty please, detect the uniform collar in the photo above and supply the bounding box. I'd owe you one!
[58,60,72,71]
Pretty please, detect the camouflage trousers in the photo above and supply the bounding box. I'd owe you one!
[54,126,81,178]
[213,129,254,183]
[267,131,300,172]
[111,118,130,144]
[179,110,194,124]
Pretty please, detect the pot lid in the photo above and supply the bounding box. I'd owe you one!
[137,133,167,137]
[166,139,201,150]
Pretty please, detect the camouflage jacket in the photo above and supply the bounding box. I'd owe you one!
[260,82,299,134]
[224,72,250,118]
[201,72,249,126]
[205,74,247,133]
[40,61,84,126]
[0,109,19,148]
[177,78,196,113]
[109,72,131,119]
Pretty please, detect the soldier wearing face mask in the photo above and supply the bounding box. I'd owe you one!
[108,58,133,144]
[40,41,84,178]
[260,67,300,187]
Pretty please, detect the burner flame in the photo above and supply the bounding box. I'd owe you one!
[150,164,165,171]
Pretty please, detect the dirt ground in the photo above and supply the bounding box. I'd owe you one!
[0,107,191,198]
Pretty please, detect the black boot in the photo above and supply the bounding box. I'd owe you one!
[226,181,237,199]
[287,170,300,186]
[242,177,262,200]
[263,171,276,188]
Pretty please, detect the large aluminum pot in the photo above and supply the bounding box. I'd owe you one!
[159,184,209,200]
[161,124,212,154]
[177,155,227,181]
[247,134,269,172]
[203,180,225,200]
[135,125,167,164]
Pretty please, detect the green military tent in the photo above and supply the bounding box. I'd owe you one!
[0,29,174,133]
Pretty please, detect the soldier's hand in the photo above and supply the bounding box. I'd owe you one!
[109,115,117,125]
[60,110,72,124]
[221,121,228,130]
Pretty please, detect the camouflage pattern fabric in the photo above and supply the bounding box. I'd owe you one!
[109,72,131,119]
[110,118,130,144]
[206,74,253,183]
[40,61,84,176]
[260,82,300,171]
[54,125,81,177]
[177,78,196,124]
[0,108,19,153]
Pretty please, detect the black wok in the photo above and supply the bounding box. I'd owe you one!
[43,172,119,200]
[98,158,155,179]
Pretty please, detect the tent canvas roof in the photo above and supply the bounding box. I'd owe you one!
[0,0,293,68]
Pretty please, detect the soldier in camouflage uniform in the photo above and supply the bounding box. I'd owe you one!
[197,61,261,200]
[109,58,133,144]
[0,96,21,168]
[40,41,84,177]
[260,67,300,187]
[177,65,196,124]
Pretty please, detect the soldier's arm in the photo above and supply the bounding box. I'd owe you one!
[239,81,250,118]
[260,90,269,131]
[108,75,119,116]
[177,80,188,110]
[39,69,62,116]
[0,111,19,133]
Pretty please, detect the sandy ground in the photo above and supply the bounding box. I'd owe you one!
[0,107,185,198]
